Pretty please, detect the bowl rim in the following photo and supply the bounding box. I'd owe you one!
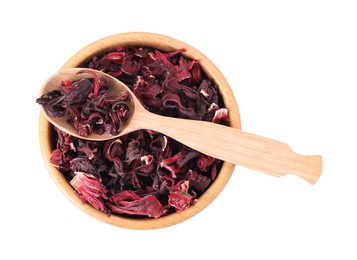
[38,32,241,229]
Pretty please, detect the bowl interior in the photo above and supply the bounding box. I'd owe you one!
[39,32,241,229]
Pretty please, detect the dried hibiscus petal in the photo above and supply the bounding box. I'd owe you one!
[106,191,168,218]
[70,172,109,214]
[197,154,215,171]
[212,108,229,124]
[50,149,66,169]
[168,180,196,212]
[62,78,93,104]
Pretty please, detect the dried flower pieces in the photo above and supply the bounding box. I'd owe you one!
[37,70,131,137]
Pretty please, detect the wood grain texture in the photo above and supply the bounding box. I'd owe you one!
[134,112,322,184]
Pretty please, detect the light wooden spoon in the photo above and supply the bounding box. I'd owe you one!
[39,68,322,184]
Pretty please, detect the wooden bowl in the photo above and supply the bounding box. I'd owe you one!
[38,32,241,229]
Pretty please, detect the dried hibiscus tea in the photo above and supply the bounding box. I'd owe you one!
[70,171,110,215]
[36,70,131,137]
[45,46,230,219]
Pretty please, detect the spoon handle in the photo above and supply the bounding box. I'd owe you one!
[143,114,322,184]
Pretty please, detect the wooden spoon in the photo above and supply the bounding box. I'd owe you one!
[39,68,322,184]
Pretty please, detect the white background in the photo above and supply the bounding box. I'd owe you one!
[1,0,356,259]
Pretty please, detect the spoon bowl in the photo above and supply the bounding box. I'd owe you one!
[38,68,139,140]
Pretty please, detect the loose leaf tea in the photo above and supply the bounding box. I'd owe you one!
[45,46,230,218]
[37,70,131,137]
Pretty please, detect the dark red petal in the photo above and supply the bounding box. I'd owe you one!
[212,108,230,124]
[50,149,64,168]
[121,54,141,76]
[70,172,109,214]
[162,93,183,108]
[160,152,181,167]
[174,57,192,82]
[168,180,195,212]
[185,170,211,191]
[190,62,202,83]
[61,80,72,87]
[196,154,215,171]
[107,191,168,218]
[76,69,101,98]
[98,51,125,62]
